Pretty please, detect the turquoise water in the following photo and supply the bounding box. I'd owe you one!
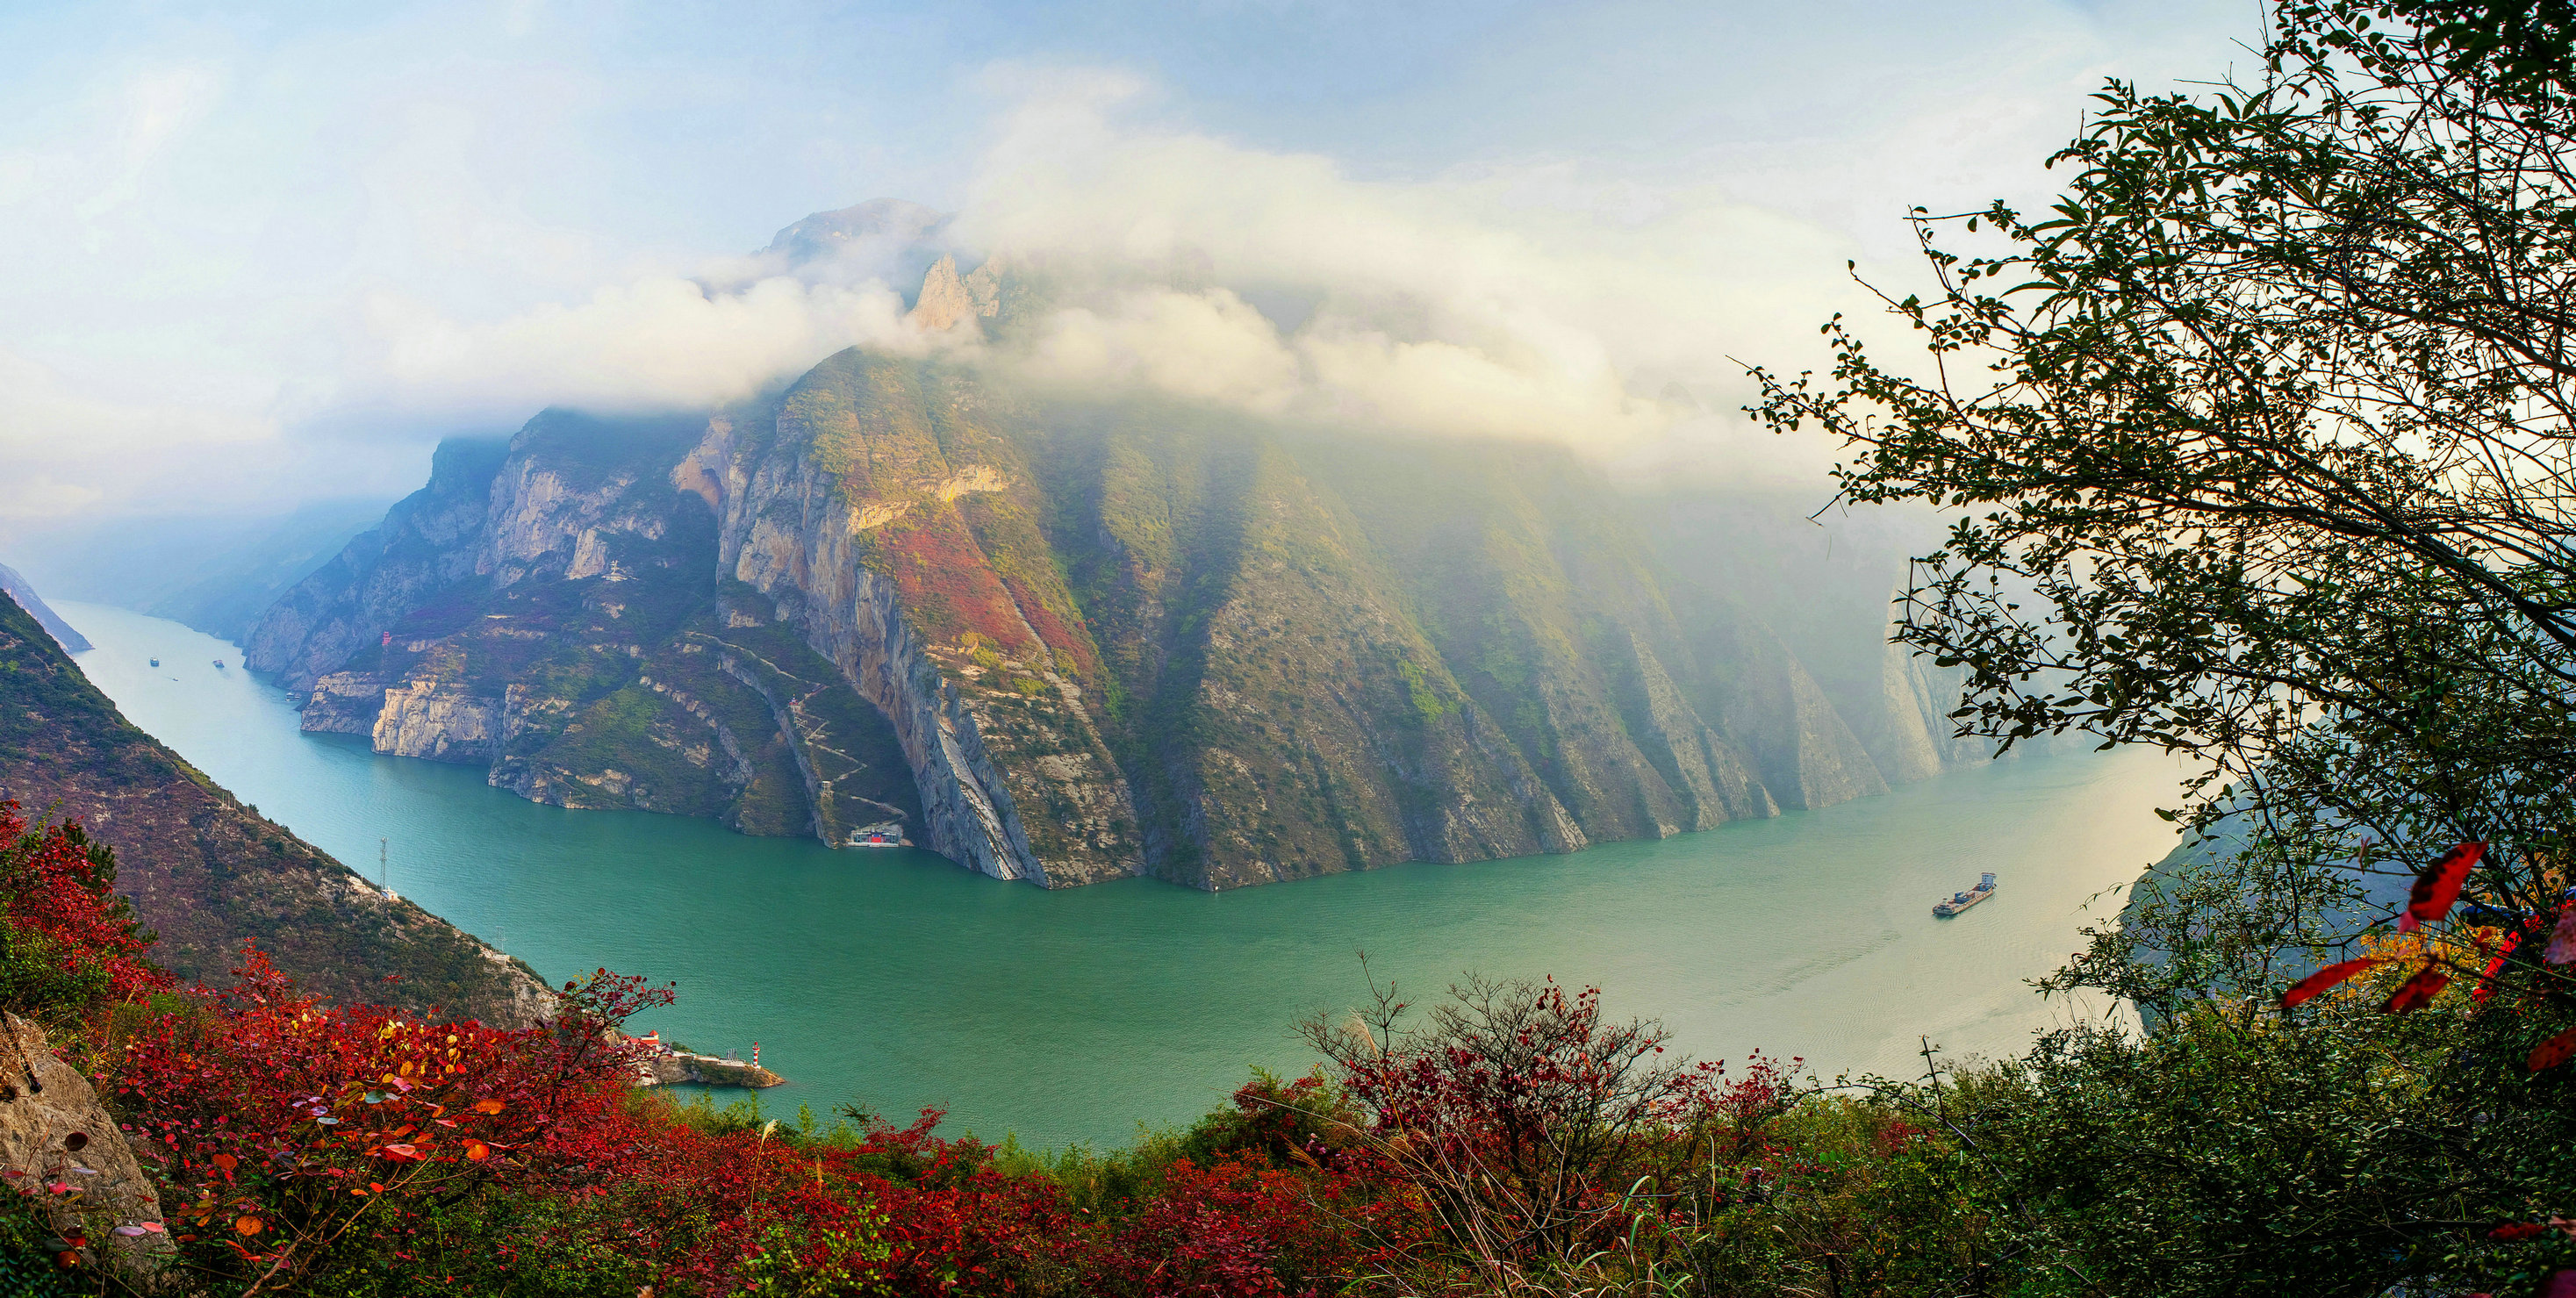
[58,600,2179,1148]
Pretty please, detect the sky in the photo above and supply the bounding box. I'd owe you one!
[0,0,2262,540]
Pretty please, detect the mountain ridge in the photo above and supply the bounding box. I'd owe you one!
[244,212,1977,890]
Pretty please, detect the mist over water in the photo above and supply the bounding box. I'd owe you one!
[62,600,2178,1148]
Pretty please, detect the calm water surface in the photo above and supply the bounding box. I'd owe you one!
[60,601,2178,1147]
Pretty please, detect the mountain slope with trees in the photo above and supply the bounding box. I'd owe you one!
[0,586,549,1024]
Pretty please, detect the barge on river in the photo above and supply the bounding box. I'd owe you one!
[1934,872,1997,917]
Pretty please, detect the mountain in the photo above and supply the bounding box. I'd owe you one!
[0,588,550,1024]
[0,564,90,653]
[2,501,387,643]
[246,219,1976,891]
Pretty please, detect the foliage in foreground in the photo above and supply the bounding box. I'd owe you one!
[21,2,2576,1292]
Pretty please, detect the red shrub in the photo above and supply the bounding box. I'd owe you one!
[0,800,166,1006]
[108,957,667,1286]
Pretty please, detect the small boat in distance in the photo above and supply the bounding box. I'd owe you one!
[148,657,158,667]
[212,659,226,670]
[1934,872,1997,918]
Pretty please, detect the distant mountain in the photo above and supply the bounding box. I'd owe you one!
[4,501,387,643]
[0,591,550,1023]
[245,204,1981,891]
[0,563,90,653]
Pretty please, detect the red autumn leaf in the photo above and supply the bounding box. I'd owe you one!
[2282,957,2380,1008]
[2476,929,2526,1005]
[464,1140,490,1161]
[2400,842,2484,931]
[2380,963,2449,1013]
[210,1154,236,1174]
[2529,1026,2576,1072]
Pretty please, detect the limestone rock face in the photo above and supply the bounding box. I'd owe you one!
[248,437,509,693]
[244,219,1982,892]
[372,679,503,763]
[0,1015,171,1277]
[301,671,386,735]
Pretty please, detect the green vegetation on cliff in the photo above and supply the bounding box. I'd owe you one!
[248,337,1960,889]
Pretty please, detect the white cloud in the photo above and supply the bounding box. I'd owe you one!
[312,67,1898,477]
[360,272,926,416]
[0,348,279,522]
[955,79,1875,467]
[0,475,104,520]
[1022,288,1299,411]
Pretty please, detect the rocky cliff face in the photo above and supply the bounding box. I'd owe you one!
[247,233,1980,892]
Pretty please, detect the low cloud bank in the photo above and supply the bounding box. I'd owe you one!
[352,71,1868,480]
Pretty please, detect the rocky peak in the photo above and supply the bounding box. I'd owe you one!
[763,198,950,271]
[906,255,1010,333]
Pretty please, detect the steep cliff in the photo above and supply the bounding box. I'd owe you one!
[246,220,1980,891]
[0,591,551,1025]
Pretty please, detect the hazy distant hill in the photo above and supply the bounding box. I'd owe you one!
[0,563,90,653]
[244,204,1981,891]
[0,591,550,1022]
[5,501,386,643]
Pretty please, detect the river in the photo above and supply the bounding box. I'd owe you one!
[57,600,2178,1148]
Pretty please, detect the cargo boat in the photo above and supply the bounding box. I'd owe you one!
[1934,872,1997,917]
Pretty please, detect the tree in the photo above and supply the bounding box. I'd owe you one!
[1753,0,2576,1004]
[1748,3,2576,1290]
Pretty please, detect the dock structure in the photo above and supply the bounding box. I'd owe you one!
[615,1029,785,1088]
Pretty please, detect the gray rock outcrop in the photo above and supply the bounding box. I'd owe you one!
[0,1015,171,1278]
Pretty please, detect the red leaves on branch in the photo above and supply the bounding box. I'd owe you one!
[108,951,668,1285]
[0,800,168,1005]
[2282,957,2382,1008]
[2379,962,2450,1014]
[2400,842,2483,932]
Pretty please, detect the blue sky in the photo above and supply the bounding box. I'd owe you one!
[0,0,2255,528]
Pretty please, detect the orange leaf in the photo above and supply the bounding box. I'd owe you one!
[234,1216,262,1237]
[470,1099,505,1115]
[2282,957,2380,1008]
[210,1154,236,1174]
[465,1140,489,1161]
[2529,1026,2576,1072]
